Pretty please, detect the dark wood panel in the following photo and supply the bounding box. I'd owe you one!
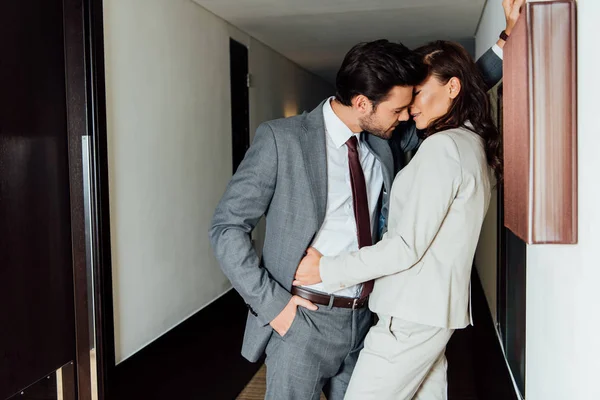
[85,2,117,397]
[5,373,57,400]
[503,0,577,244]
[503,229,527,395]
[62,0,93,398]
[529,1,577,243]
[0,0,77,398]
[503,9,530,243]
[496,79,527,396]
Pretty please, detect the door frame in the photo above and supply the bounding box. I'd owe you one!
[229,38,251,174]
[63,0,115,398]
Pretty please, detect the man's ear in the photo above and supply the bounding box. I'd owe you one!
[448,77,462,99]
[352,95,372,114]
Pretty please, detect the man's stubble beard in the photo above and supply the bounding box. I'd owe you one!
[359,113,395,140]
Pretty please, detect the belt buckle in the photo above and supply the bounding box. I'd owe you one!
[352,298,358,310]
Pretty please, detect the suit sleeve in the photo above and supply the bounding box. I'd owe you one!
[476,47,503,91]
[320,134,463,291]
[209,123,291,326]
[399,123,422,153]
[389,122,423,175]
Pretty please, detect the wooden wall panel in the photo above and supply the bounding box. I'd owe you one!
[503,0,577,244]
[503,10,531,244]
[0,1,77,398]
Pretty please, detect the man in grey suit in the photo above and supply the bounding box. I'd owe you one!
[210,34,507,399]
[211,40,423,400]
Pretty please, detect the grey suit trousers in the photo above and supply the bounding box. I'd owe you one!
[264,303,373,400]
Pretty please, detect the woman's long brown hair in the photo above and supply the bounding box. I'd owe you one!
[415,41,503,181]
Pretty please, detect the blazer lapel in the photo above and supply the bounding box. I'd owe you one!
[300,100,328,227]
[298,102,396,228]
[364,134,394,192]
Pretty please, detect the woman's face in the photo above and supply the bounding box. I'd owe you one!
[410,74,460,130]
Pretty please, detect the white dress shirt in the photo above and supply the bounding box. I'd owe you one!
[303,97,384,298]
[492,43,503,59]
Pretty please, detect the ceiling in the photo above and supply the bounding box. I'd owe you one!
[193,0,487,83]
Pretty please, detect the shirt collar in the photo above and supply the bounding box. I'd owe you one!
[323,97,361,148]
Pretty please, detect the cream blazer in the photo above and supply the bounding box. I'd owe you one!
[320,125,492,329]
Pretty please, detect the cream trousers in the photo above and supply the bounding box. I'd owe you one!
[345,315,455,400]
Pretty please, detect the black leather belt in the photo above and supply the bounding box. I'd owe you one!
[291,286,368,309]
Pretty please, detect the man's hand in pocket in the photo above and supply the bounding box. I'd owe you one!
[269,295,317,336]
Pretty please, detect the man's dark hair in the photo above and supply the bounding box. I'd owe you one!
[335,39,427,107]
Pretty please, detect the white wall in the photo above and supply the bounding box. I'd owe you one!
[103,0,332,363]
[474,0,505,322]
[248,38,335,250]
[476,1,600,399]
[475,0,506,59]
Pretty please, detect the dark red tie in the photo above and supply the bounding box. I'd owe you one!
[346,135,374,298]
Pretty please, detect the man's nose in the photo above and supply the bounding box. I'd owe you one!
[398,109,410,122]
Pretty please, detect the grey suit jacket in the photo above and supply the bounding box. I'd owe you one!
[209,100,394,362]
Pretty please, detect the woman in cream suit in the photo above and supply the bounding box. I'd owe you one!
[293,40,503,400]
